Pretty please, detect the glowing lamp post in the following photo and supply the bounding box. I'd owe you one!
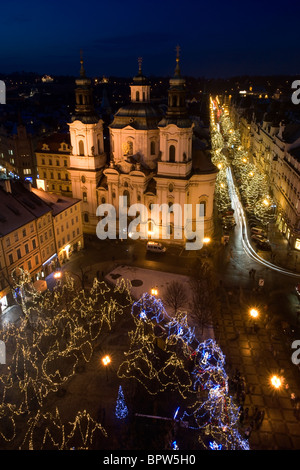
[249,308,259,319]
[151,287,158,296]
[270,374,282,390]
[102,355,111,382]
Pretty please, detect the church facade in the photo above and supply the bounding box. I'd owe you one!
[68,53,218,244]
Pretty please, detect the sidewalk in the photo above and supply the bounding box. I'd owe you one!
[214,284,300,450]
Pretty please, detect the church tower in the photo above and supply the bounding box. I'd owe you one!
[157,46,194,178]
[153,48,194,239]
[68,55,106,233]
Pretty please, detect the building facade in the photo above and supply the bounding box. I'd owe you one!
[35,133,72,197]
[68,54,218,242]
[0,179,83,311]
[229,97,300,250]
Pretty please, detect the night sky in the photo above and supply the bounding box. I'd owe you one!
[1,0,300,78]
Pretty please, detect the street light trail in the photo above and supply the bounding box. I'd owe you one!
[226,166,300,279]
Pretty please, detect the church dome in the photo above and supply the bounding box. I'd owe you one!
[109,102,163,130]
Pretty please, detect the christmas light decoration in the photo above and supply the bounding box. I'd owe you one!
[118,293,250,450]
[0,268,132,450]
[115,385,128,419]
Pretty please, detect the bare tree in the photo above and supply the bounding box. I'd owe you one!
[164,280,188,314]
[189,260,219,334]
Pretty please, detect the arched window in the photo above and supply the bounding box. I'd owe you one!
[172,95,177,107]
[79,140,84,156]
[136,91,140,102]
[83,191,87,202]
[169,145,175,162]
[150,141,155,155]
[83,213,89,223]
[199,201,206,217]
[123,190,130,207]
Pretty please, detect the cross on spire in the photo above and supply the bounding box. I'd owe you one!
[174,45,181,77]
[79,49,86,77]
[138,57,143,74]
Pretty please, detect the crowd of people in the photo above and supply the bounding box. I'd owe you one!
[229,368,265,439]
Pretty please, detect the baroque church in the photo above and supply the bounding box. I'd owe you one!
[68,52,218,243]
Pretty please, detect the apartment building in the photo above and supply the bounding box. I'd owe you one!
[0,179,83,312]
[35,133,72,197]
[228,97,300,250]
[32,189,83,265]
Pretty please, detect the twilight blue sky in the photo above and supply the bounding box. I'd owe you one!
[1,0,300,78]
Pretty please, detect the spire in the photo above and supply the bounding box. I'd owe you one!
[73,53,99,123]
[79,49,86,77]
[174,45,181,77]
[138,57,143,76]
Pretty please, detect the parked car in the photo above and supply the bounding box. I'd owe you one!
[146,241,166,253]
[251,227,267,237]
[251,233,268,243]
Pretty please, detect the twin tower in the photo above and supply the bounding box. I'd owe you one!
[68,52,217,242]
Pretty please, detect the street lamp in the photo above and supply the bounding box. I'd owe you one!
[151,287,158,296]
[102,355,111,366]
[102,354,111,382]
[270,374,283,390]
[249,308,259,319]
[203,237,211,244]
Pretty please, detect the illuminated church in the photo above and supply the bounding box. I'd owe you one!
[68,51,218,242]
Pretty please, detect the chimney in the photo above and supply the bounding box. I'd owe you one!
[23,180,32,192]
[3,179,11,193]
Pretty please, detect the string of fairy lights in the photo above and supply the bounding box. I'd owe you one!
[117,293,250,450]
[0,268,132,449]
[1,266,250,450]
[210,100,274,227]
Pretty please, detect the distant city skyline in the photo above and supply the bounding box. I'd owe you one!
[1,0,300,78]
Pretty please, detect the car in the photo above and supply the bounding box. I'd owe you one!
[257,241,271,250]
[251,227,267,237]
[146,241,166,253]
[251,233,268,243]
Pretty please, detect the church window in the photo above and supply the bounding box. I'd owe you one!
[150,141,155,155]
[123,190,130,207]
[101,197,106,204]
[169,145,175,162]
[172,95,177,107]
[79,140,84,156]
[199,201,206,217]
[83,191,87,202]
[168,183,174,193]
[83,213,89,223]
[97,138,101,155]
[136,91,140,102]
[143,91,145,102]
[81,175,86,183]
